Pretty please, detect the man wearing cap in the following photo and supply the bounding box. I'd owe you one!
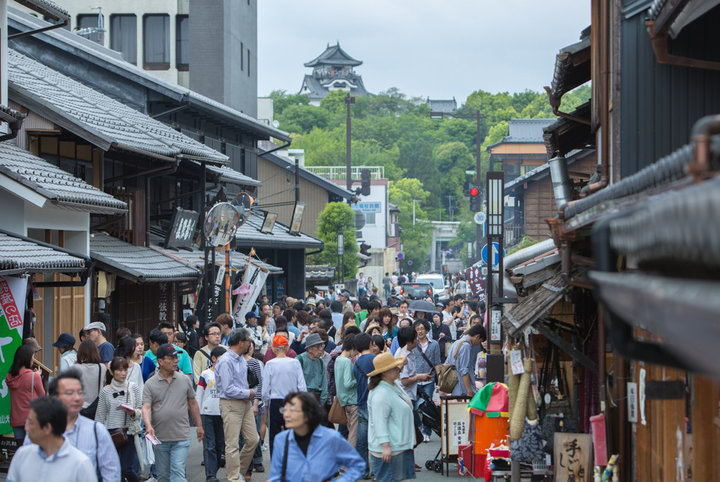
[338,290,353,314]
[84,321,114,364]
[243,311,268,354]
[214,329,258,482]
[143,343,203,481]
[262,334,306,456]
[52,334,77,374]
[296,333,328,406]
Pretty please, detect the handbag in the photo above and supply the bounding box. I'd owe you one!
[109,390,131,448]
[327,396,347,425]
[80,365,102,419]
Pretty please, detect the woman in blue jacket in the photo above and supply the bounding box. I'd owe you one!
[269,392,365,482]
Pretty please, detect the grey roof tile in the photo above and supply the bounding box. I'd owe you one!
[206,165,262,187]
[7,49,228,164]
[154,245,283,275]
[305,43,362,67]
[13,0,69,22]
[0,141,127,213]
[235,210,323,250]
[90,233,201,283]
[306,265,335,279]
[0,231,87,274]
[504,119,557,143]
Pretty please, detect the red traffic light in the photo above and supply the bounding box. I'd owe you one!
[469,187,479,196]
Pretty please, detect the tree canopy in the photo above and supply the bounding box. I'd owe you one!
[310,202,359,279]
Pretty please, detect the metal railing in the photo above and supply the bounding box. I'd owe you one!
[504,224,524,248]
[305,166,385,180]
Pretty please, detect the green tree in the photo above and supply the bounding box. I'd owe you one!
[389,178,432,271]
[310,202,359,279]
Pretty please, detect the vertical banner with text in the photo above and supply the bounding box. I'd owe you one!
[0,277,26,435]
[232,264,268,326]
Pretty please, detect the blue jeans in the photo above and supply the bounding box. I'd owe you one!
[370,449,416,482]
[417,382,435,436]
[356,406,370,477]
[202,415,225,478]
[153,440,190,482]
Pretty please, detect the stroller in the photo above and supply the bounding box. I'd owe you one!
[417,388,444,473]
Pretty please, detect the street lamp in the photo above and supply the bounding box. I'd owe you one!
[345,93,356,192]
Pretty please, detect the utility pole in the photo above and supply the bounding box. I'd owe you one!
[295,157,300,203]
[446,194,455,220]
[345,93,355,191]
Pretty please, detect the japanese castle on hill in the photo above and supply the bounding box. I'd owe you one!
[299,42,370,105]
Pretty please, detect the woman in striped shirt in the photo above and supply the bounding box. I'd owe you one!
[95,356,143,482]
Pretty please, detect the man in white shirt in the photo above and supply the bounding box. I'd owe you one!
[394,326,431,402]
[9,396,95,482]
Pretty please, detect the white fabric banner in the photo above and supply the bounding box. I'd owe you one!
[232,263,268,325]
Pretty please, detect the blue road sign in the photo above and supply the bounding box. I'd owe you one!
[480,242,505,268]
[407,260,413,266]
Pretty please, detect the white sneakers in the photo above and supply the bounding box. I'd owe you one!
[423,434,431,443]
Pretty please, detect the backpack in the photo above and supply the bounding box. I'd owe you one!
[436,339,469,393]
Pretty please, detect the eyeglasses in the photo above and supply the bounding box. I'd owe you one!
[207,331,221,336]
[279,407,303,415]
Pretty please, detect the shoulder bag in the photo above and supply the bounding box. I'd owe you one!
[328,396,347,425]
[436,339,468,393]
[281,432,290,482]
[80,364,102,419]
[416,344,437,381]
[109,390,130,448]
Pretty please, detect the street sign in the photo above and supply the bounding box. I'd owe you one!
[480,242,505,268]
[473,212,486,225]
[397,253,404,260]
[407,260,413,266]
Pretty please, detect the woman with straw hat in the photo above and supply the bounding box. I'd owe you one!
[367,352,416,482]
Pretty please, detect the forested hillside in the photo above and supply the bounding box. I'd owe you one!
[269,85,590,268]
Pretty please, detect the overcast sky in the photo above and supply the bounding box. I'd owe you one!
[257,1,589,104]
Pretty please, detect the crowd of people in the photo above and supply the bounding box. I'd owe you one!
[6,279,488,482]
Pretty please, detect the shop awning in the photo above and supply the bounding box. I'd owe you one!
[8,49,228,164]
[0,229,89,277]
[235,211,323,250]
[501,267,569,337]
[90,233,201,283]
[0,141,127,214]
[155,245,283,275]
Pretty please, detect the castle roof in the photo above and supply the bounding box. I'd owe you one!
[304,42,362,68]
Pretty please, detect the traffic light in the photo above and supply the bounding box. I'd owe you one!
[469,186,482,212]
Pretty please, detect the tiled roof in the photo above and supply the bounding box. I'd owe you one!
[13,0,69,22]
[305,43,362,67]
[154,245,283,275]
[0,141,127,214]
[7,8,291,143]
[7,49,228,164]
[306,265,335,279]
[260,152,352,199]
[427,98,457,114]
[0,230,87,275]
[90,233,201,283]
[505,119,556,143]
[206,165,262,187]
[235,210,323,250]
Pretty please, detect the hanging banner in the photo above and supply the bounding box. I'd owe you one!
[232,263,268,326]
[0,277,27,436]
[465,265,485,299]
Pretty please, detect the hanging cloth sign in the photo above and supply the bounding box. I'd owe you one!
[0,276,27,435]
[232,262,268,325]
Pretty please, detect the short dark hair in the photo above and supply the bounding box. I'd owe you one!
[330,300,343,313]
[343,325,361,337]
[29,396,67,437]
[210,346,227,359]
[174,332,187,343]
[342,334,356,351]
[204,322,221,336]
[107,356,129,384]
[466,323,487,340]
[359,298,369,310]
[115,327,131,340]
[48,368,83,396]
[399,300,409,308]
[148,329,168,346]
[413,319,431,332]
[157,322,174,332]
[185,314,198,329]
[370,335,385,352]
[227,328,249,347]
[284,391,324,434]
[354,333,372,352]
[397,326,416,348]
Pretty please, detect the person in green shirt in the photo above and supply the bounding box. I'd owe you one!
[296,333,328,405]
[334,334,358,447]
[144,322,193,380]
[367,351,416,481]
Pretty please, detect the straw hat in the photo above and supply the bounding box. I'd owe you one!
[368,352,406,377]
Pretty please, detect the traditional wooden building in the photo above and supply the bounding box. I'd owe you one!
[298,42,370,105]
[487,118,555,183]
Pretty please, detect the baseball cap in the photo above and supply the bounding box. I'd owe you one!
[156,343,178,359]
[85,321,107,332]
[245,312,257,321]
[52,333,76,348]
[272,334,289,347]
[340,290,351,298]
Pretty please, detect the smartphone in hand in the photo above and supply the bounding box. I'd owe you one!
[146,433,161,445]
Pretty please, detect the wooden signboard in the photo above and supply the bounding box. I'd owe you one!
[554,433,592,482]
[441,400,470,456]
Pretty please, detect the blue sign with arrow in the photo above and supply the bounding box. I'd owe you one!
[480,242,505,268]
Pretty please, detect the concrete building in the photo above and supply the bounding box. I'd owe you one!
[31,0,257,115]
